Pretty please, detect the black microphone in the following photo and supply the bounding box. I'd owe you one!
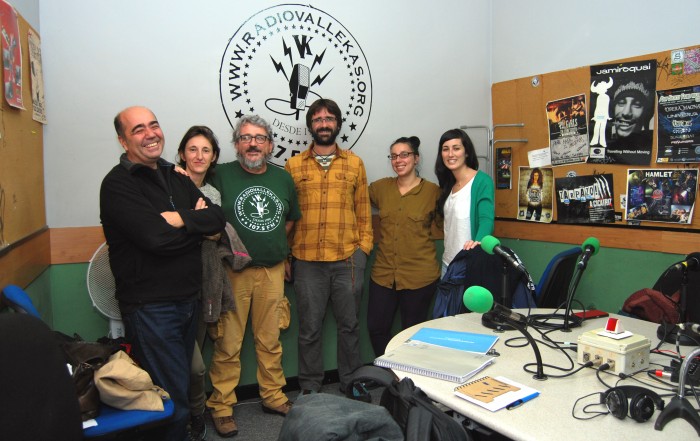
[673,253,700,272]
[463,286,527,326]
[464,285,548,380]
[577,237,600,270]
[481,235,526,273]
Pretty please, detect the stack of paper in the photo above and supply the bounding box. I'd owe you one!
[374,327,500,383]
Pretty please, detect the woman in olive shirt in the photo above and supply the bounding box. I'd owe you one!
[367,136,442,356]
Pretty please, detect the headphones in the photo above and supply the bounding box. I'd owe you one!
[601,386,665,422]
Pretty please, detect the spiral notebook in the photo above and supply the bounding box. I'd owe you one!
[374,341,494,383]
[453,376,539,411]
[409,327,499,354]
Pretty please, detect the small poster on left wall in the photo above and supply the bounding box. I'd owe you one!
[0,0,24,109]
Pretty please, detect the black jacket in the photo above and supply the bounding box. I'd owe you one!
[100,154,225,307]
[433,247,536,318]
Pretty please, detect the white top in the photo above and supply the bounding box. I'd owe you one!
[442,180,473,266]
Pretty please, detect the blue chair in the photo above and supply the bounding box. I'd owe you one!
[83,400,175,438]
[0,284,174,439]
[1,284,41,317]
[535,247,581,308]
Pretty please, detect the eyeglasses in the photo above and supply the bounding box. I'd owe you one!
[388,152,415,160]
[238,134,269,144]
[311,116,337,125]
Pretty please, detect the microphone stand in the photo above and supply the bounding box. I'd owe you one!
[655,347,700,434]
[482,261,514,331]
[496,314,547,381]
[562,263,585,332]
[656,265,697,345]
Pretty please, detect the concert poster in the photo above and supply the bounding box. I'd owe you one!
[27,29,45,124]
[588,60,656,165]
[496,147,512,189]
[517,166,553,223]
[546,94,588,166]
[0,0,23,109]
[656,86,700,163]
[555,174,614,224]
[625,168,697,224]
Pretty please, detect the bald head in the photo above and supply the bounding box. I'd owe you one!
[114,106,165,168]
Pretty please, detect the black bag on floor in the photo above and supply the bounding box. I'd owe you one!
[347,365,471,441]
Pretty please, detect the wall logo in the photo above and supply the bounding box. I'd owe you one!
[235,186,284,233]
[220,4,372,168]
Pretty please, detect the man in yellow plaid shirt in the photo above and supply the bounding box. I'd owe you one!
[285,98,373,402]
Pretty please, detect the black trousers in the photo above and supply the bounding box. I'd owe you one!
[367,278,439,356]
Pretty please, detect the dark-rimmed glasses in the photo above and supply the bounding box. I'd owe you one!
[238,134,269,144]
[388,152,415,160]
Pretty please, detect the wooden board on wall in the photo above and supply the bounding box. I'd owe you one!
[0,11,48,286]
[0,12,46,251]
[492,45,700,250]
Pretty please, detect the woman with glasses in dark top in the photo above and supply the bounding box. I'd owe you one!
[367,136,442,356]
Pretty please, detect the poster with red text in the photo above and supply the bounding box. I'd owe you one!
[0,0,23,109]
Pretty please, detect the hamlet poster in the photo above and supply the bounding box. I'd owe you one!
[626,169,697,224]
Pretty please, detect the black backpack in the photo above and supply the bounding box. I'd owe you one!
[347,365,471,441]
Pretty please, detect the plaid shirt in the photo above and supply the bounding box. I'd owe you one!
[285,144,373,261]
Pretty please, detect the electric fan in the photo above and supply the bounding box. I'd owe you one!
[87,242,124,337]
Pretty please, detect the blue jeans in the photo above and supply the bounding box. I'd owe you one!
[294,249,367,391]
[122,299,198,441]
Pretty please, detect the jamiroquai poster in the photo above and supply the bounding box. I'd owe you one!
[588,60,656,165]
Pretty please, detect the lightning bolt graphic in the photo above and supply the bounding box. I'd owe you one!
[270,55,288,81]
[311,69,333,87]
[310,49,326,71]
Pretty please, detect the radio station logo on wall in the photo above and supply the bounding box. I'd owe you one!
[220,4,373,168]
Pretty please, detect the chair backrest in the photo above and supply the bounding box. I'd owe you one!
[653,267,700,323]
[536,247,581,308]
[0,284,41,318]
[0,313,84,440]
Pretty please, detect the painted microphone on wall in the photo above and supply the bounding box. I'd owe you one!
[481,235,527,273]
[577,237,600,270]
[463,285,528,326]
[673,252,700,272]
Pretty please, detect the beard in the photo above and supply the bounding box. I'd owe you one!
[311,126,340,146]
[237,148,270,171]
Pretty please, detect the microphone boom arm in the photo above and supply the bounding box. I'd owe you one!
[494,313,548,380]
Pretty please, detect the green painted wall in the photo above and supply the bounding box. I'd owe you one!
[23,239,684,387]
[500,238,683,312]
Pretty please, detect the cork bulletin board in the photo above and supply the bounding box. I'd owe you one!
[492,45,700,240]
[0,11,45,251]
[0,8,48,290]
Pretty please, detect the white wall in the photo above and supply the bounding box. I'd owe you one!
[41,0,492,227]
[9,0,39,30]
[492,0,700,83]
[40,0,700,228]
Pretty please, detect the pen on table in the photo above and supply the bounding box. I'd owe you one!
[506,392,539,410]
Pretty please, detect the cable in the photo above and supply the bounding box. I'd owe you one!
[571,392,608,420]
[595,363,615,389]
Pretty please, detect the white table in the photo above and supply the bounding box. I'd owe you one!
[385,310,697,440]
